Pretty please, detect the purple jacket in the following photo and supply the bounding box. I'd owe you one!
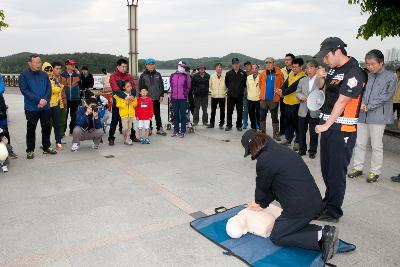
[170,72,191,100]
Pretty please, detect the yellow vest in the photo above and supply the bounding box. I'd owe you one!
[114,95,137,119]
[283,71,306,105]
[246,74,260,101]
[50,78,64,108]
[393,81,400,104]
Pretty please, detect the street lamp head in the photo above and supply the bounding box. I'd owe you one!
[127,0,139,6]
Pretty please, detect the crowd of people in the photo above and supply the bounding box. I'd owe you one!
[0,39,398,179]
[0,36,399,264]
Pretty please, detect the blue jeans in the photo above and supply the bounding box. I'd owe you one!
[243,95,249,127]
[172,99,187,134]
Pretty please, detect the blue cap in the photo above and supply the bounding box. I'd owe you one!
[145,58,156,65]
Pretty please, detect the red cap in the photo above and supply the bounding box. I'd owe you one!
[65,59,77,66]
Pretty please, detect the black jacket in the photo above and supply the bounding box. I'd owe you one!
[191,72,210,96]
[254,139,322,214]
[80,73,94,90]
[225,69,247,98]
[139,69,164,100]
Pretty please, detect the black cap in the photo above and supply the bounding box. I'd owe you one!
[314,37,347,58]
[241,129,258,157]
[244,61,251,66]
[232,58,240,64]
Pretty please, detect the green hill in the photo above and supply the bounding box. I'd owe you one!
[0,52,321,74]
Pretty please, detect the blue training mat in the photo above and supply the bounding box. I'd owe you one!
[190,205,356,267]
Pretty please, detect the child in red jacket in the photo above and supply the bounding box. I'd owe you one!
[135,85,154,144]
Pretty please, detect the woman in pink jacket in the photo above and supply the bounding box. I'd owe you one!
[169,61,191,137]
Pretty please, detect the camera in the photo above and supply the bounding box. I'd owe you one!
[90,104,98,113]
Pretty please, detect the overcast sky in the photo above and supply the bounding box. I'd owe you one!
[1,0,399,62]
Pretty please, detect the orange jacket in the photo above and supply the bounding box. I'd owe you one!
[259,66,284,102]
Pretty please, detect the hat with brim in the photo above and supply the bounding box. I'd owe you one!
[241,129,258,157]
[145,58,156,65]
[314,37,347,58]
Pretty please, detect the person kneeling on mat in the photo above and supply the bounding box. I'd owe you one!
[241,129,339,263]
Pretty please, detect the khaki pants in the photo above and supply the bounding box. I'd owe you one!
[353,123,386,175]
[72,127,103,145]
[121,118,133,135]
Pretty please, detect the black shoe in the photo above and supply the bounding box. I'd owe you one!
[108,139,115,146]
[207,124,214,129]
[298,150,306,156]
[317,211,339,223]
[119,130,123,135]
[320,225,339,263]
[236,127,243,132]
[132,137,140,143]
[391,174,400,183]
[225,127,232,131]
[219,125,224,130]
[309,153,316,159]
[8,151,18,159]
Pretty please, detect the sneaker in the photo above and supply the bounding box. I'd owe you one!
[171,131,178,137]
[236,127,243,132]
[92,143,99,149]
[145,138,151,144]
[2,165,8,172]
[71,143,80,152]
[124,139,133,145]
[26,151,35,159]
[391,174,400,183]
[56,143,63,151]
[366,171,379,183]
[43,147,57,155]
[8,151,18,159]
[293,143,299,151]
[225,127,232,131]
[347,168,363,178]
[108,139,115,146]
[61,137,67,144]
[178,133,185,138]
[156,128,167,136]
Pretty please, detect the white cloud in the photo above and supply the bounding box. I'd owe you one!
[0,0,398,62]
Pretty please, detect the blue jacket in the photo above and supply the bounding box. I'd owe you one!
[75,106,102,130]
[0,74,5,94]
[19,69,51,111]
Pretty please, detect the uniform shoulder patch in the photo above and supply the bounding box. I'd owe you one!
[347,77,358,88]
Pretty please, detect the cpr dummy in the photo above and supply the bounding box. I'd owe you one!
[226,204,282,239]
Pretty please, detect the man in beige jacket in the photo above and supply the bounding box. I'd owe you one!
[208,63,227,129]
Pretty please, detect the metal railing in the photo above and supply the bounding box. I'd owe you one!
[2,74,20,87]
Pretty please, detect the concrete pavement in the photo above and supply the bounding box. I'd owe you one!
[0,91,399,267]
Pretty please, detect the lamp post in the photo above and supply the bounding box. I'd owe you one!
[127,0,139,78]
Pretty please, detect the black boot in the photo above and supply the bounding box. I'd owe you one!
[319,225,339,263]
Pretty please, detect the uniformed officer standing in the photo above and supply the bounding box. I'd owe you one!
[242,130,339,263]
[314,37,367,222]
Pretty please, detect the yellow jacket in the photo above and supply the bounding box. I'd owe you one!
[42,62,64,108]
[209,73,227,98]
[393,80,400,104]
[283,71,306,105]
[114,94,137,119]
[246,74,260,101]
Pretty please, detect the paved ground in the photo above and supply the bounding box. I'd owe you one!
[0,91,399,267]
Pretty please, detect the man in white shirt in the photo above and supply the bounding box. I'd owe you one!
[295,59,321,159]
